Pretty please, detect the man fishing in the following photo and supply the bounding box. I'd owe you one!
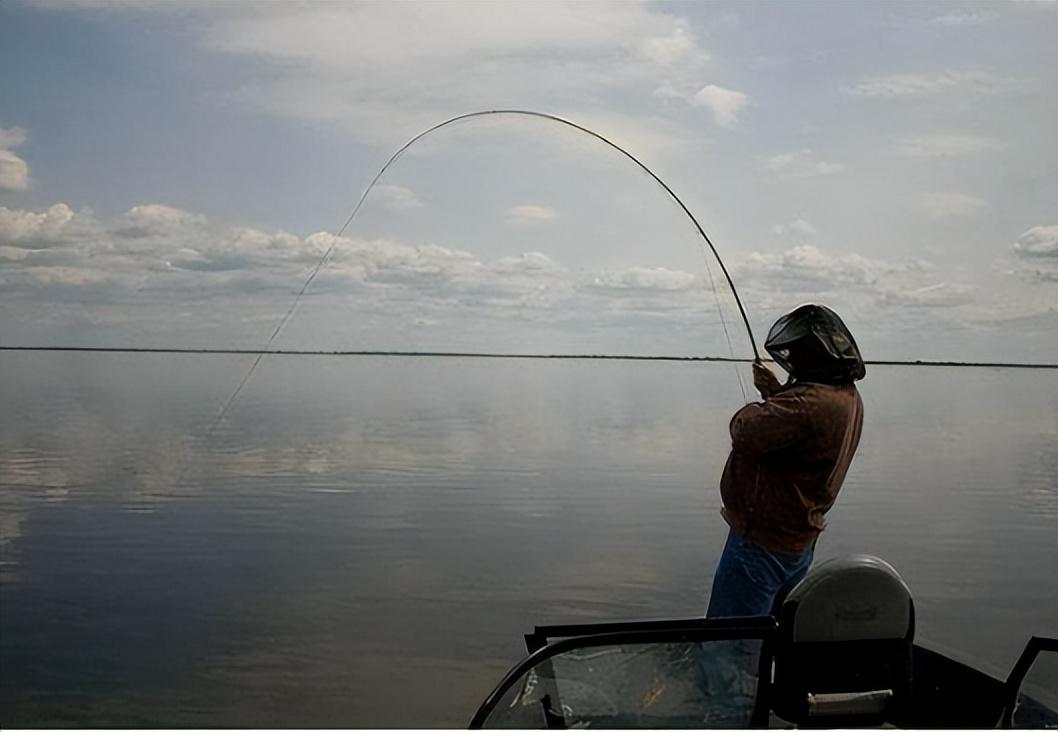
[707,303,866,618]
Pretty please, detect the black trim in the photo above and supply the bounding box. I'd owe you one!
[469,618,778,729]
[1000,636,1058,728]
[525,615,775,653]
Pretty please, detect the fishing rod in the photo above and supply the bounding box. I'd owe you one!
[205,109,760,437]
[336,110,761,361]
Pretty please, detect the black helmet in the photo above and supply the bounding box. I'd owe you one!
[765,304,865,384]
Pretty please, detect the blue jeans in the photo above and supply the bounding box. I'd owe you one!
[706,528,814,618]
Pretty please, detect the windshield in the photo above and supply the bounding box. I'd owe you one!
[473,621,774,729]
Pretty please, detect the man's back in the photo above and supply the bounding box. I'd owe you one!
[719,381,864,554]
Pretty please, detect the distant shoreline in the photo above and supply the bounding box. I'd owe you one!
[1,345,1054,369]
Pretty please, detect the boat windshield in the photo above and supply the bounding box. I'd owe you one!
[473,623,771,729]
[1006,639,1058,728]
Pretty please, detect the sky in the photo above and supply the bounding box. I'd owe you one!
[0,0,1055,362]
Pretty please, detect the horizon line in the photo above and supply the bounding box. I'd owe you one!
[1,345,1055,369]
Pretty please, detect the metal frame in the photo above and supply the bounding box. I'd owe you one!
[524,616,776,653]
[469,616,777,729]
[1000,635,1058,728]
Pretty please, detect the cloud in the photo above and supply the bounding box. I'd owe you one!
[505,204,558,225]
[55,2,714,152]
[876,282,974,308]
[845,71,1026,99]
[760,150,845,179]
[0,199,740,355]
[0,203,83,247]
[639,25,698,67]
[371,184,424,211]
[491,251,564,275]
[3,199,1052,360]
[587,266,697,292]
[739,245,927,290]
[0,201,309,296]
[0,200,706,319]
[920,192,986,219]
[1010,226,1058,283]
[737,245,982,318]
[0,126,30,191]
[117,203,208,237]
[893,133,1003,157]
[691,84,749,128]
[35,3,722,167]
[1012,225,1057,258]
[770,218,817,238]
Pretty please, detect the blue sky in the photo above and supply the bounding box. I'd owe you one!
[1,0,1055,362]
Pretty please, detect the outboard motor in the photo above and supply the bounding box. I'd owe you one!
[769,555,914,727]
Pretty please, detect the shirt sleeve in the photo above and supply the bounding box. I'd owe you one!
[729,390,810,457]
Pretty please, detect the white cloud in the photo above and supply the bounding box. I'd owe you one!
[738,245,980,317]
[893,133,1003,157]
[920,192,987,219]
[492,251,564,275]
[876,282,974,308]
[770,218,817,238]
[35,3,719,165]
[1010,226,1058,283]
[740,245,925,290]
[845,71,1025,98]
[120,203,208,234]
[505,204,558,225]
[78,1,717,152]
[760,150,845,179]
[0,126,30,191]
[0,200,741,354]
[2,199,1052,360]
[372,184,424,211]
[0,203,81,247]
[691,84,749,128]
[640,25,698,66]
[1012,225,1057,258]
[588,266,697,292]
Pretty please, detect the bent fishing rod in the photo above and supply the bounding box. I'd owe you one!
[206,109,761,437]
[337,109,761,360]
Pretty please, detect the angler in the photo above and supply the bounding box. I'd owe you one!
[707,303,866,618]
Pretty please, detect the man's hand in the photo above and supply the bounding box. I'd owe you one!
[752,361,781,399]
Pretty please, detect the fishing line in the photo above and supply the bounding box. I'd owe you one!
[203,109,761,438]
[699,247,748,402]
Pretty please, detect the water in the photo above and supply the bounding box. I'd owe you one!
[1,352,1055,727]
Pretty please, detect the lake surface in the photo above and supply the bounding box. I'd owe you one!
[1,352,1055,727]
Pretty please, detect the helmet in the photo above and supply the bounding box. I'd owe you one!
[765,304,865,384]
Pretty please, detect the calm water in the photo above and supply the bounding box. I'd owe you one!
[1,352,1055,727]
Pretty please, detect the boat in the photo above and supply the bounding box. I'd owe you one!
[469,555,1058,728]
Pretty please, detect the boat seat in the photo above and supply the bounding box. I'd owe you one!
[767,555,914,727]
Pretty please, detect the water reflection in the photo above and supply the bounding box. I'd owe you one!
[0,352,1055,726]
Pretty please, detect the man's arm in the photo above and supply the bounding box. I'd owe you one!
[729,389,809,457]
